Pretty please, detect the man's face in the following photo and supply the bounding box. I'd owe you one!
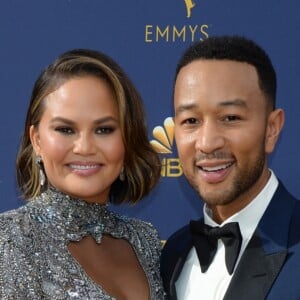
[174,59,282,218]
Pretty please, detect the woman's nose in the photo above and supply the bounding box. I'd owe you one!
[73,133,96,155]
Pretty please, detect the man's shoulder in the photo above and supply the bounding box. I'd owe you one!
[167,224,191,242]
[276,180,299,201]
[163,223,193,257]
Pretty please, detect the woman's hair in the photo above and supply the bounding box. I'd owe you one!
[16,49,161,204]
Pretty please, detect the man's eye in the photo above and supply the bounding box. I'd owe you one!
[183,118,198,124]
[224,115,240,122]
[55,127,74,134]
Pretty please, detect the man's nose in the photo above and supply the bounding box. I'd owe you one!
[195,121,225,154]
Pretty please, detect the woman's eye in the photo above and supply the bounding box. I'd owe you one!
[96,127,115,134]
[55,127,74,135]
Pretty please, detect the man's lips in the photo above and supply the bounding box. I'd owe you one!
[196,161,234,183]
[198,162,234,172]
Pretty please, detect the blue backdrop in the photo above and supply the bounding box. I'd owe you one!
[0,0,299,240]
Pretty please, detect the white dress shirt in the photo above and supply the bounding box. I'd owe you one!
[175,170,278,300]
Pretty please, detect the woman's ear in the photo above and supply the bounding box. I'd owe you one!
[265,108,285,154]
[29,125,41,155]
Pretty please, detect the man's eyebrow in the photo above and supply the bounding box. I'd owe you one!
[175,103,198,116]
[218,99,248,108]
[175,99,248,116]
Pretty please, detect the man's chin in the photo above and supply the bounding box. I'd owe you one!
[198,188,235,206]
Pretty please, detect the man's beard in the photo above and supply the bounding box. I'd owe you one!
[188,147,266,206]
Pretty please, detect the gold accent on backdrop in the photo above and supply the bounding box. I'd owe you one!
[184,0,196,18]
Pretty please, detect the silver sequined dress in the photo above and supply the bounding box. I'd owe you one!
[0,188,165,299]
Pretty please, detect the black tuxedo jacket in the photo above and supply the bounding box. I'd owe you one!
[161,182,300,299]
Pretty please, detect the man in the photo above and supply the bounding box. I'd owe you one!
[161,35,300,300]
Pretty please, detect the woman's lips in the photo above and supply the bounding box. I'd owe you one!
[68,163,102,176]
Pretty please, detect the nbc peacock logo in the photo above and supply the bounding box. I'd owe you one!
[150,117,183,177]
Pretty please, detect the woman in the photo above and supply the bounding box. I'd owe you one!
[0,49,165,299]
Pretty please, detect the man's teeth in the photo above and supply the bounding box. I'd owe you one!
[201,163,232,172]
[70,164,98,170]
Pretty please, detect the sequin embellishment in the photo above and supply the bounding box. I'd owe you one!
[0,188,165,299]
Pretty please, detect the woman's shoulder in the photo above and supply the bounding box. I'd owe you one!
[110,210,162,248]
[0,206,26,226]
[0,205,35,244]
[112,210,158,233]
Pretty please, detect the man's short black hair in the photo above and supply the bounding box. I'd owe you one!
[175,36,276,109]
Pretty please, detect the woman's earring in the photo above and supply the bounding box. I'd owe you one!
[36,155,45,186]
[119,167,125,181]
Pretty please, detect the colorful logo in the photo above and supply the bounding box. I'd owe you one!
[150,117,183,177]
[184,0,196,18]
[150,117,174,154]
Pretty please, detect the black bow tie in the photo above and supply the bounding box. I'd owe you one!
[189,220,242,275]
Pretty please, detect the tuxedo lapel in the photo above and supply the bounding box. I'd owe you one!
[224,233,287,300]
[161,225,194,300]
[224,182,294,300]
[168,240,193,300]
[163,183,297,300]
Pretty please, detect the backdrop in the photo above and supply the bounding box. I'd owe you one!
[0,0,299,240]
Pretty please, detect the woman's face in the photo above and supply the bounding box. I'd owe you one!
[30,76,125,203]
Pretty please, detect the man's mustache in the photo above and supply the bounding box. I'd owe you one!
[195,151,232,162]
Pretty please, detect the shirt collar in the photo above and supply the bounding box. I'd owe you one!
[203,170,278,243]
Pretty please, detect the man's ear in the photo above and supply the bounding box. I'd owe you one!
[29,125,41,155]
[265,108,285,154]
